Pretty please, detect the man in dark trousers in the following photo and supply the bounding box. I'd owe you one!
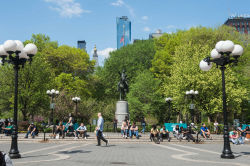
[96,113,108,146]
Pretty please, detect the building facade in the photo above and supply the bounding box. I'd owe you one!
[149,29,163,39]
[93,45,99,68]
[116,16,131,49]
[224,17,250,34]
[77,40,86,51]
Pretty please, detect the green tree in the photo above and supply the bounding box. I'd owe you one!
[96,40,155,100]
[127,70,164,122]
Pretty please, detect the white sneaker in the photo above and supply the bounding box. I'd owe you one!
[85,137,87,140]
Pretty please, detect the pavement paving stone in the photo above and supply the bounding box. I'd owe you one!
[0,141,249,166]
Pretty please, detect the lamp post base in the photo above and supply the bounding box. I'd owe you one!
[9,152,21,159]
[221,153,234,159]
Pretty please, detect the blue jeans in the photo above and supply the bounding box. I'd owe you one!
[25,130,36,138]
[238,136,244,144]
[4,130,12,136]
[129,130,138,138]
[141,123,145,133]
[121,129,128,136]
[230,138,239,144]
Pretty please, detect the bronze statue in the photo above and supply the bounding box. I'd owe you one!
[117,69,129,100]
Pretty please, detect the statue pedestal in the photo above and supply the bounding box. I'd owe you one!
[115,101,129,127]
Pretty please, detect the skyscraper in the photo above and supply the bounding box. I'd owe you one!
[116,16,131,49]
[77,40,86,51]
[93,45,99,68]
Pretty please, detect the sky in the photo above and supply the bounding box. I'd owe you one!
[0,0,249,65]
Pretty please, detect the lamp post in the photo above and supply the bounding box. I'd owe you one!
[72,97,81,123]
[165,97,172,122]
[200,40,243,159]
[46,89,59,134]
[0,40,37,159]
[185,90,198,123]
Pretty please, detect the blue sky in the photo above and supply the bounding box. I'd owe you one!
[0,0,249,65]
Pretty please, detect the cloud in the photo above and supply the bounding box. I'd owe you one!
[141,16,148,21]
[143,27,151,32]
[166,25,176,29]
[44,0,90,18]
[111,0,135,18]
[111,0,124,6]
[92,47,116,59]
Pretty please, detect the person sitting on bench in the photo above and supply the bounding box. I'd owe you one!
[121,120,128,139]
[150,125,160,143]
[129,122,139,139]
[56,121,65,139]
[75,123,87,139]
[1,122,13,136]
[25,123,38,138]
[66,123,75,137]
[200,123,211,139]
[160,125,170,142]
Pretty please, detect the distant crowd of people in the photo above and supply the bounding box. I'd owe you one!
[1,117,249,146]
[229,124,249,145]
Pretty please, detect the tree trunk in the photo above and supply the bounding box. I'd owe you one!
[208,116,211,124]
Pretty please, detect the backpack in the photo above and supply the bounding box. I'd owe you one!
[0,152,6,166]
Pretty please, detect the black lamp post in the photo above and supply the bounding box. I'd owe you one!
[72,97,81,123]
[200,40,243,159]
[185,90,198,123]
[165,97,172,121]
[46,89,59,134]
[0,40,37,159]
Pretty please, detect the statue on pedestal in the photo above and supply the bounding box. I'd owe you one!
[116,69,129,126]
[117,69,129,101]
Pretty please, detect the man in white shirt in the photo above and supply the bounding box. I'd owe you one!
[75,123,87,139]
[96,113,108,146]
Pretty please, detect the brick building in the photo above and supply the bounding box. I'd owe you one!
[224,17,250,34]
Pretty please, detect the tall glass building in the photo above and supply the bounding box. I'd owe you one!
[77,40,86,51]
[116,16,131,49]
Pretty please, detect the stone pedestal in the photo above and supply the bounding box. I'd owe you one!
[115,101,129,127]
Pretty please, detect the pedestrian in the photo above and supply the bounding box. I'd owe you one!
[141,117,146,134]
[214,120,219,134]
[0,151,13,166]
[113,118,117,133]
[96,113,108,146]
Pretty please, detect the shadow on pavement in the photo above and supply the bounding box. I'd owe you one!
[22,154,48,158]
[58,150,91,154]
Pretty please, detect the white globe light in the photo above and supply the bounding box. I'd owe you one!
[55,90,59,95]
[232,44,243,56]
[0,45,7,56]
[200,60,212,71]
[15,40,24,51]
[210,49,221,59]
[195,91,199,95]
[3,40,17,52]
[190,90,194,94]
[23,43,38,55]
[46,90,51,94]
[222,40,234,53]
[72,97,75,101]
[51,89,56,94]
[186,91,190,95]
[19,50,29,59]
[215,41,224,53]
[77,97,81,101]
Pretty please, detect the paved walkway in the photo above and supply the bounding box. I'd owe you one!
[0,141,249,166]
